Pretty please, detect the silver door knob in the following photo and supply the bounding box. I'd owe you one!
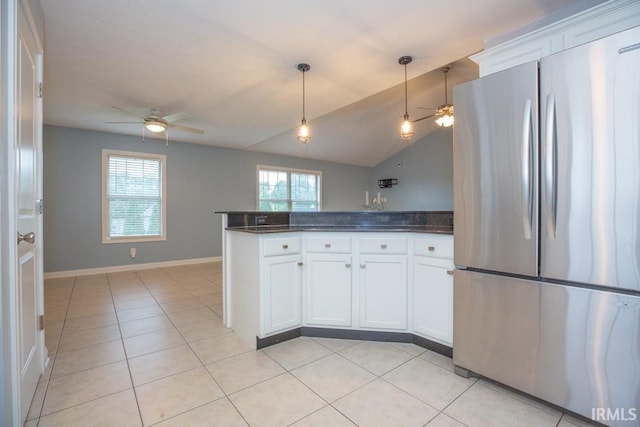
[345,263,351,268]
[17,231,35,245]
[324,243,331,248]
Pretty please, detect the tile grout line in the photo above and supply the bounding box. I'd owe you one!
[139,265,252,427]
[31,275,78,423]
[110,271,146,427]
[38,275,135,421]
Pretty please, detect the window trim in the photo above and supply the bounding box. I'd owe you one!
[256,164,322,211]
[102,149,167,244]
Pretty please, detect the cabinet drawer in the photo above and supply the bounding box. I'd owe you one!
[359,237,408,254]
[413,235,453,259]
[263,236,301,256]
[305,236,352,253]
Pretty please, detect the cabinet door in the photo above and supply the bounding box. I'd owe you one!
[413,257,453,345]
[306,253,352,327]
[359,255,408,330]
[263,255,302,335]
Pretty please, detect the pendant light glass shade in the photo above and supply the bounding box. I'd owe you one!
[298,118,310,143]
[296,63,311,144]
[398,56,414,140]
[400,113,413,140]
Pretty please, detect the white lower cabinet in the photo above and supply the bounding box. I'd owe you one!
[227,230,453,348]
[305,253,353,327]
[263,254,303,335]
[413,255,454,345]
[359,255,408,330]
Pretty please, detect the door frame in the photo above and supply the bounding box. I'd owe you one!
[1,0,45,425]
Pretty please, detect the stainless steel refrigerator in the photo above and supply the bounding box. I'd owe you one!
[453,26,640,425]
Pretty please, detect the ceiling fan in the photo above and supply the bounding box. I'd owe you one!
[107,107,205,146]
[414,66,454,127]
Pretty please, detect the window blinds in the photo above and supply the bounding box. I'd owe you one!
[107,154,162,238]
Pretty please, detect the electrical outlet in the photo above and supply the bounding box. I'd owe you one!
[130,247,136,258]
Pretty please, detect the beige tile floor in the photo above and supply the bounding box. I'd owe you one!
[27,261,599,427]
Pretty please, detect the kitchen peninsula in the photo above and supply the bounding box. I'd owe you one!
[217,211,455,357]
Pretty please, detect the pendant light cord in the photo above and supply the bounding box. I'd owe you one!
[302,69,306,121]
[404,63,408,115]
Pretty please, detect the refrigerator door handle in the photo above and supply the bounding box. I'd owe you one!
[544,94,557,239]
[521,99,533,240]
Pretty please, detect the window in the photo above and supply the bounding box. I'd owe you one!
[257,165,321,211]
[102,149,166,243]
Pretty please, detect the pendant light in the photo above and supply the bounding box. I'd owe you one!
[296,63,311,144]
[398,55,414,140]
[435,66,454,127]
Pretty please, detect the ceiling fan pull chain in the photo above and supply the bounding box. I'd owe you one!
[142,125,145,143]
[165,130,169,147]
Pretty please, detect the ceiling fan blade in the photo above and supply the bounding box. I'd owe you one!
[167,123,205,135]
[162,112,189,123]
[111,106,146,119]
[413,114,436,123]
[105,121,142,124]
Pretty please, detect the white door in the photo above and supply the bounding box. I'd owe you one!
[413,257,454,345]
[15,2,44,423]
[263,255,303,335]
[305,253,352,327]
[359,255,408,330]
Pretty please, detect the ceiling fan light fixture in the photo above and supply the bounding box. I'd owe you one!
[436,104,454,127]
[296,63,311,144]
[145,120,167,133]
[436,113,454,127]
[398,55,414,141]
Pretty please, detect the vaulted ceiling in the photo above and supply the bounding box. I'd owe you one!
[40,0,602,166]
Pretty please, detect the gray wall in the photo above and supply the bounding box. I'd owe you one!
[371,127,453,211]
[43,126,372,272]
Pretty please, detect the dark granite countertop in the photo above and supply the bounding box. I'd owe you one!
[226,224,453,235]
[218,210,453,235]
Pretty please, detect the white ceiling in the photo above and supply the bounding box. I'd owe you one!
[41,0,599,167]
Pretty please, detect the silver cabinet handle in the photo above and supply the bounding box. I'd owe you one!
[325,243,331,248]
[380,244,387,249]
[282,244,289,249]
[360,264,366,268]
[297,262,303,267]
[447,270,454,276]
[544,94,557,239]
[17,231,36,245]
[521,98,533,240]
[428,246,435,251]
[345,263,351,268]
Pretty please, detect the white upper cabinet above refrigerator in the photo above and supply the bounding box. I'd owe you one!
[453,61,539,277]
[540,26,640,291]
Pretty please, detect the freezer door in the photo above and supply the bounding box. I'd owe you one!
[454,270,640,425]
[540,26,640,291]
[453,61,538,276]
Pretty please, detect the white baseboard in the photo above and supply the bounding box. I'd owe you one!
[44,256,222,279]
